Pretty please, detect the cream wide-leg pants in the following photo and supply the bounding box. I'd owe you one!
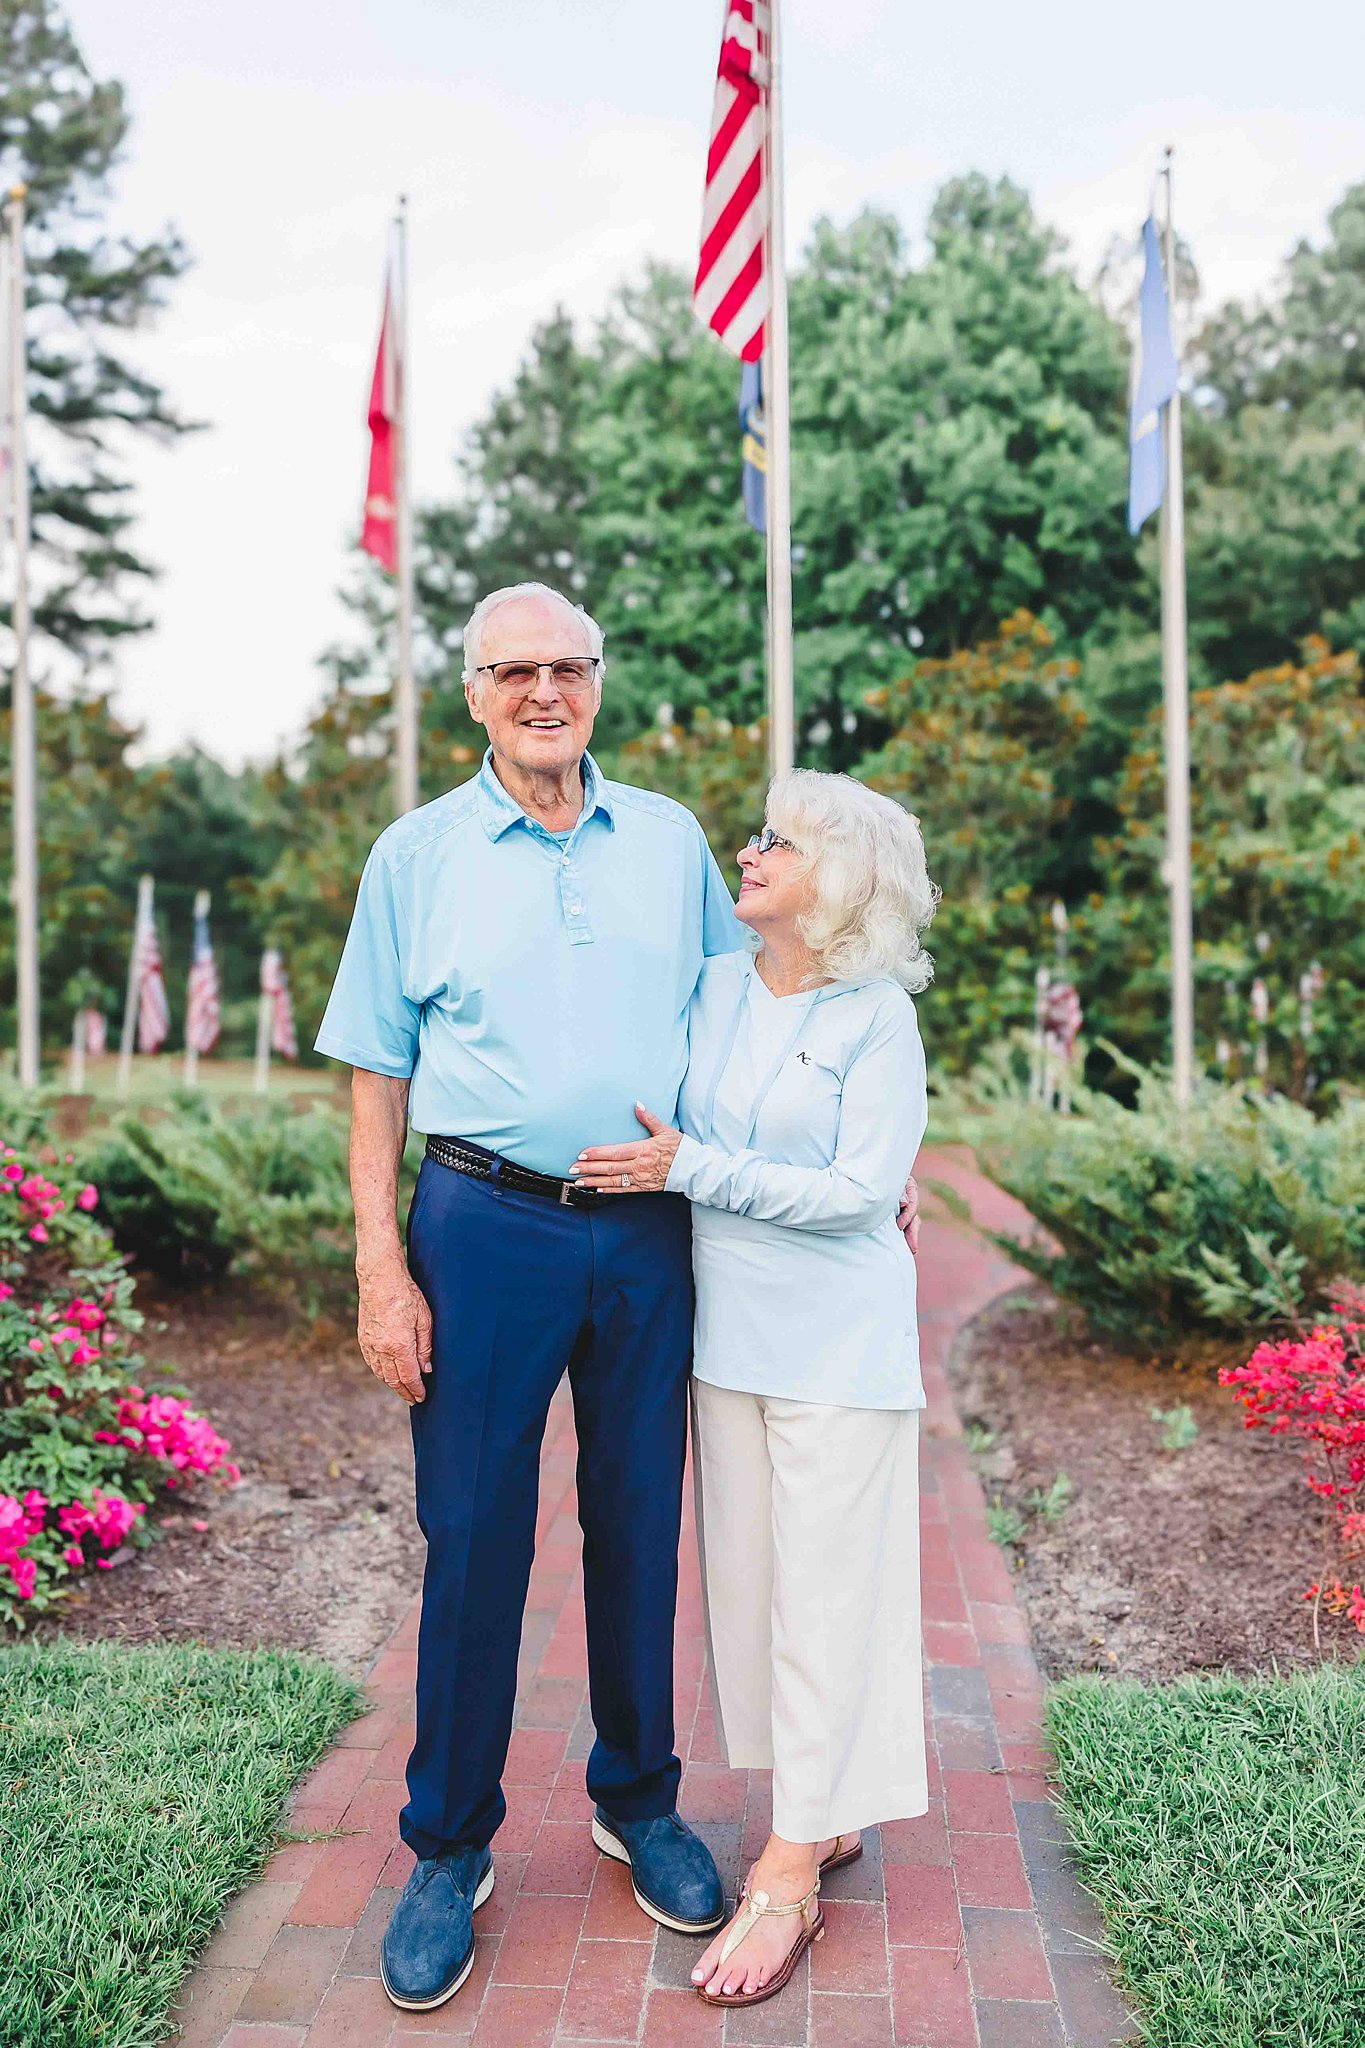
[691,1379,927,1844]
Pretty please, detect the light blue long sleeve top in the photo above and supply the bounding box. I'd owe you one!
[314,750,745,1176]
[665,951,928,1410]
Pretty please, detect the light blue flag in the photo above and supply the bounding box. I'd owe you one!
[1128,215,1180,534]
[739,357,766,535]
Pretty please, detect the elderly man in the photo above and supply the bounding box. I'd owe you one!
[315,581,738,2012]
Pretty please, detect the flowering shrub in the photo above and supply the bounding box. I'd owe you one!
[1220,1283,1365,1638]
[0,1134,239,1626]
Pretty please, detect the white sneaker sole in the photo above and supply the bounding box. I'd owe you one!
[380,1861,496,2011]
[591,1816,724,1935]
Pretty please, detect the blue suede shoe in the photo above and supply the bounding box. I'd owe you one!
[591,1808,724,1934]
[380,1845,494,2011]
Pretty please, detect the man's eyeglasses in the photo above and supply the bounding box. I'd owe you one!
[474,658,601,696]
[746,827,801,856]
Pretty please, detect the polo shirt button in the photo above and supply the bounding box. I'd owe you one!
[569,903,582,915]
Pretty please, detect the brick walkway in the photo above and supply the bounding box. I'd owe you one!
[174,1156,1137,2048]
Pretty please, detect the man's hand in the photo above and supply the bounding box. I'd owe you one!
[572,1102,683,1194]
[357,1252,433,1404]
[898,1171,920,1255]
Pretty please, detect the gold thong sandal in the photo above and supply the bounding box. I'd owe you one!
[820,1832,863,1875]
[696,1878,823,2009]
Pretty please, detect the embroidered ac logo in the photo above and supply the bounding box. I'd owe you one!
[796,1051,812,1065]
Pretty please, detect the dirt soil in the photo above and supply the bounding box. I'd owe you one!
[34,1283,426,1675]
[950,1286,1362,1683]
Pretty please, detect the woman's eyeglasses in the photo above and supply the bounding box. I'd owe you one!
[746,827,801,856]
[474,658,601,695]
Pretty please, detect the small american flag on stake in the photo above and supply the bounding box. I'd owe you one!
[133,889,170,1055]
[262,950,297,1060]
[693,0,771,362]
[185,891,221,1056]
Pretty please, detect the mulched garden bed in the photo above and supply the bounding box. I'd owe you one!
[949,1285,1361,1683]
[32,1283,425,1674]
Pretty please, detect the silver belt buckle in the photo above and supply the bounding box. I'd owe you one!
[559,1181,574,1206]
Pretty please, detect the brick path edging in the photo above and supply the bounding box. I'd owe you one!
[173,1154,1139,2048]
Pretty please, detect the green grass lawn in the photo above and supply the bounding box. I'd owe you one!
[0,1639,363,2048]
[66,1052,339,1108]
[1046,1664,1365,2048]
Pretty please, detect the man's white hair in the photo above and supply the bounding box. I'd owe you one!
[461,582,607,684]
[765,770,939,993]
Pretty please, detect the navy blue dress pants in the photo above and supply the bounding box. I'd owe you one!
[399,1157,693,1860]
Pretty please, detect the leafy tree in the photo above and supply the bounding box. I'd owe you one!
[1181,184,1365,678]
[790,182,1134,761]
[1198,182,1365,416]
[605,706,768,877]
[0,682,139,1052]
[1077,639,1364,1099]
[0,692,280,1059]
[0,0,192,659]
[857,611,1088,1069]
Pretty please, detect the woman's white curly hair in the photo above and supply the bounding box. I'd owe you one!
[764,770,939,993]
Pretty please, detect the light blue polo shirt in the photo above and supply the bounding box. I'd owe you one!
[314,749,746,1176]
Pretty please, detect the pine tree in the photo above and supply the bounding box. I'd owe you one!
[0,0,192,662]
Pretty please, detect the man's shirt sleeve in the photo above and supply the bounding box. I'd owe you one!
[313,846,422,1075]
[698,826,747,957]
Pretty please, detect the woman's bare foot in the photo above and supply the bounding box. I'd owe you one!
[691,1835,821,2001]
[735,1830,860,1901]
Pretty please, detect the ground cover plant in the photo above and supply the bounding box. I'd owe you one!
[0,1128,238,1624]
[953,1052,1365,1343]
[1046,1666,1365,2048]
[0,1639,361,2048]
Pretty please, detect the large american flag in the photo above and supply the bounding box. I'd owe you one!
[134,895,170,1055]
[693,1,770,362]
[261,949,298,1060]
[185,898,221,1055]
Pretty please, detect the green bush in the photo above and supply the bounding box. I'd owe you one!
[954,1049,1365,1342]
[81,1093,358,1292]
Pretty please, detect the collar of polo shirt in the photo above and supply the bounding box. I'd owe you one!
[475,746,617,842]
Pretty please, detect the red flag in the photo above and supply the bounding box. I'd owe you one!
[361,281,399,573]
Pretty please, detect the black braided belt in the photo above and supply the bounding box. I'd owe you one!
[424,1133,609,1208]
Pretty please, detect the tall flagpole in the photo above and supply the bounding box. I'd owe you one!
[393,196,419,817]
[7,184,39,1090]
[1158,148,1194,1106]
[763,0,795,780]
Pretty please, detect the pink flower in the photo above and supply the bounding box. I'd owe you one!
[190,1518,209,1532]
[71,1343,100,1367]
[28,1224,48,1244]
[62,1543,82,1566]
[27,1337,45,1353]
[0,1281,13,1299]
[76,1185,98,1212]
[3,1163,22,1182]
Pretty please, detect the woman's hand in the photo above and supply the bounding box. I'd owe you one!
[572,1102,683,1194]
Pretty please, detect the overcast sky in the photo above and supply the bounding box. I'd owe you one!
[63,0,1365,767]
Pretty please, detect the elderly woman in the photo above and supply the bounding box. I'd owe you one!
[574,768,936,2010]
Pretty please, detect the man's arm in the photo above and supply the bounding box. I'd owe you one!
[351,1067,432,1404]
